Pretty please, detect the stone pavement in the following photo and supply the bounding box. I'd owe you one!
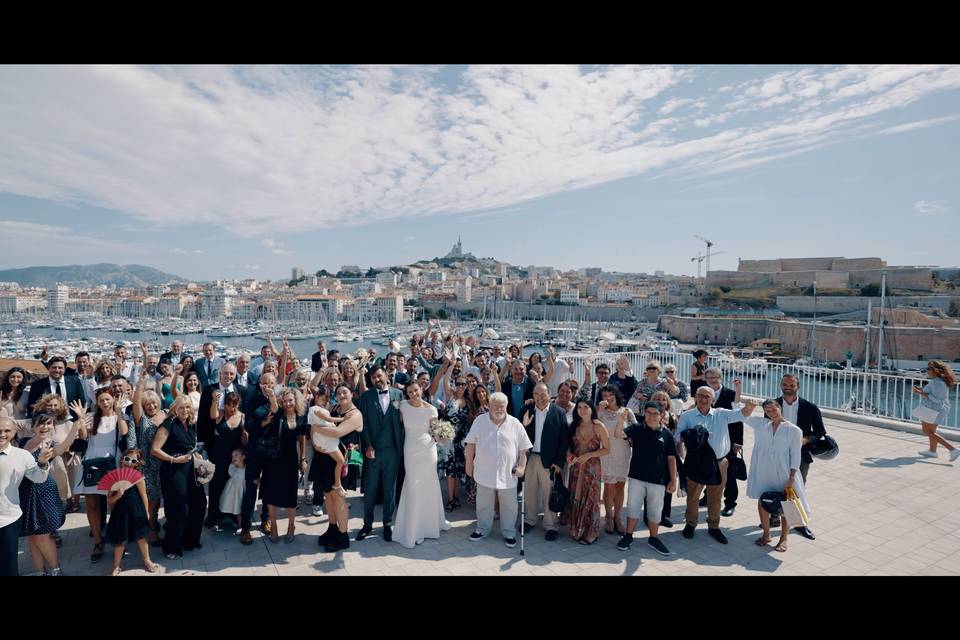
[17,416,960,576]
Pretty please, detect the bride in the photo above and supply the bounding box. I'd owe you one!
[393,380,451,548]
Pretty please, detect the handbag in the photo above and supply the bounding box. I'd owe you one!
[82,456,116,487]
[346,447,364,467]
[911,403,941,424]
[253,417,282,461]
[730,449,747,481]
[782,487,809,527]
[548,468,569,513]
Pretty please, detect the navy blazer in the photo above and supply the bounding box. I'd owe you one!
[519,403,571,470]
[712,386,743,448]
[27,375,87,418]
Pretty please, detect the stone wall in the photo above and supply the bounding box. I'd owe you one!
[779,257,840,272]
[705,271,772,288]
[738,259,783,273]
[777,295,960,315]
[831,257,885,271]
[658,315,960,365]
[770,270,849,289]
[848,268,934,291]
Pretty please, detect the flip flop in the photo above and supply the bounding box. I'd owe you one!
[91,541,105,563]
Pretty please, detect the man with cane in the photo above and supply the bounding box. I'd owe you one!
[465,392,531,548]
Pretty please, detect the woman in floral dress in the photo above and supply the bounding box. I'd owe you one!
[560,400,609,544]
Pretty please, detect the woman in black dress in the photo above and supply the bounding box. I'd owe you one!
[151,395,206,559]
[690,349,709,395]
[258,388,307,544]
[206,391,245,531]
[106,448,158,575]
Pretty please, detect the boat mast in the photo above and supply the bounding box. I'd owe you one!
[875,273,886,412]
[862,299,871,412]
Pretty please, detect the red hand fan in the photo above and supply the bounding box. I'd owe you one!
[96,467,144,492]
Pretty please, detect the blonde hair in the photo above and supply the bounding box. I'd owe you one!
[646,360,662,372]
[928,360,957,388]
[30,393,68,422]
[141,390,162,409]
[168,394,197,423]
[280,388,306,416]
[94,359,115,383]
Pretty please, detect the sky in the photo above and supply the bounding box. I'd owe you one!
[0,64,958,281]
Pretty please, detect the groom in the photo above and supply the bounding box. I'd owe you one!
[357,365,405,542]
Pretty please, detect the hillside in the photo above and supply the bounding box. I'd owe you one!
[0,263,186,288]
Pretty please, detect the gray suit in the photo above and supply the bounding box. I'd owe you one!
[359,387,405,529]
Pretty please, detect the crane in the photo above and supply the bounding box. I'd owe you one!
[691,250,726,279]
[694,235,716,274]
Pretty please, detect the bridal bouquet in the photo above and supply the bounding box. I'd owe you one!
[428,418,455,443]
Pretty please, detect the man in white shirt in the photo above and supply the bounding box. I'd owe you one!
[465,392,531,548]
[0,418,54,575]
[113,345,140,383]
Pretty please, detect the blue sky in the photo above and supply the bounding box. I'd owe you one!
[1,64,957,281]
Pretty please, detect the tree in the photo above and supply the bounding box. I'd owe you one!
[315,269,331,278]
[860,283,887,297]
[436,308,449,320]
[365,267,377,278]
[949,300,960,318]
[706,288,724,302]
[719,286,732,293]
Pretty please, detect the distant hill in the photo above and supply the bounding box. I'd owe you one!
[0,263,186,288]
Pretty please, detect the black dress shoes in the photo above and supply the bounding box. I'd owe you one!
[355,525,373,541]
[793,526,816,540]
[707,529,728,544]
[383,526,393,542]
[721,506,735,517]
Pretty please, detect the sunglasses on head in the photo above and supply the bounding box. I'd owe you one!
[122,456,139,464]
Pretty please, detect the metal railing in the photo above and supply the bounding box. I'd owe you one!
[558,350,959,430]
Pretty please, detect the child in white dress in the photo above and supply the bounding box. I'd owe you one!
[218,448,246,531]
[308,390,348,497]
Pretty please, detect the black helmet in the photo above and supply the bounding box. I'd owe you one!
[760,491,786,515]
[808,435,839,460]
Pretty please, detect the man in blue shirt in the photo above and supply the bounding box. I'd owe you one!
[676,385,745,544]
[505,360,535,420]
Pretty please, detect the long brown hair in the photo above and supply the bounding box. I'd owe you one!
[928,360,957,388]
[92,387,116,435]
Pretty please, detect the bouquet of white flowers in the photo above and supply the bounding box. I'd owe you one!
[428,418,455,443]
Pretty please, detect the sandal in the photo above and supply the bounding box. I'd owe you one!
[578,538,594,545]
[755,536,771,547]
[143,561,159,573]
[270,533,280,544]
[111,566,122,576]
[445,500,456,513]
[91,541,105,563]
[284,532,296,544]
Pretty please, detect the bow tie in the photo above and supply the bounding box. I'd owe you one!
[378,390,389,395]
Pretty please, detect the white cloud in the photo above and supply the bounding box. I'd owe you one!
[914,200,947,217]
[1,64,959,238]
[192,249,203,254]
[169,248,187,254]
[879,115,960,135]
[262,237,294,255]
[244,264,261,270]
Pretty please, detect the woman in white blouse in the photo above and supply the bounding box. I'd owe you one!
[737,398,810,553]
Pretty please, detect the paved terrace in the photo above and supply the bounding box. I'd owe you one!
[18,415,960,576]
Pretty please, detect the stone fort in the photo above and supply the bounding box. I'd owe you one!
[706,256,934,291]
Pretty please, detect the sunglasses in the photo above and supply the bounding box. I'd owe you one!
[646,367,659,371]
[456,382,467,387]
[122,456,140,464]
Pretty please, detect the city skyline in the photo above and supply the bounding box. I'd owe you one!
[1,64,958,280]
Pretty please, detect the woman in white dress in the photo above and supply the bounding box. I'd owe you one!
[393,380,451,549]
[597,385,635,535]
[738,398,810,553]
[74,388,129,563]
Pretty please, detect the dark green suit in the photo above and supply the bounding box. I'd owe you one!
[359,387,405,528]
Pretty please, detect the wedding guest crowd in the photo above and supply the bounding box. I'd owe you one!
[0,323,840,574]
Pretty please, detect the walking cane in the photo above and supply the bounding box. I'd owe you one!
[514,465,525,556]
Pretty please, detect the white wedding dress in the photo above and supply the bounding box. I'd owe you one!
[393,401,451,549]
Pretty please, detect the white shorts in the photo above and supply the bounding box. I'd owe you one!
[627,478,665,523]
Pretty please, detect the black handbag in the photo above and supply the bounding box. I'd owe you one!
[730,449,748,481]
[82,456,116,487]
[253,417,282,461]
[548,468,569,513]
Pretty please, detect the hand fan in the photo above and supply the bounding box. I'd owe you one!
[96,467,144,492]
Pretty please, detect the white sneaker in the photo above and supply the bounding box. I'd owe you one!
[312,506,324,517]
[949,449,960,462]
[919,450,938,458]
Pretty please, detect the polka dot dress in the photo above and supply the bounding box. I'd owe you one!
[18,440,66,536]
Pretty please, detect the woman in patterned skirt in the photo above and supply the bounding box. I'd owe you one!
[441,371,470,511]
[560,400,610,545]
[132,372,167,545]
